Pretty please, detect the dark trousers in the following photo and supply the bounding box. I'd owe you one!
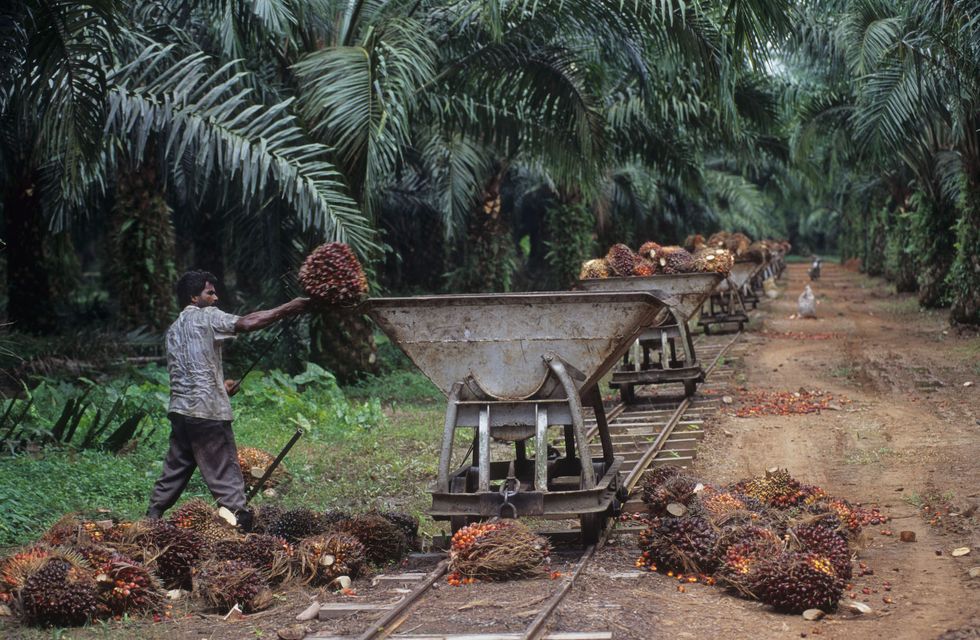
[147,414,247,518]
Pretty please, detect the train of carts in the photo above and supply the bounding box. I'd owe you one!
[364,247,787,544]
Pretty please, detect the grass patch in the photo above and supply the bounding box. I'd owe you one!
[844,447,893,465]
[831,365,855,379]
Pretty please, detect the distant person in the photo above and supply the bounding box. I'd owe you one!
[146,270,309,530]
[808,256,822,281]
[798,284,817,318]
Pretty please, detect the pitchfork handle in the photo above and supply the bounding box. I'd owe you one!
[245,427,304,504]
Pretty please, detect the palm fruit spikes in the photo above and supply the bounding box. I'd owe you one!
[449,520,550,581]
[332,513,408,565]
[169,499,236,545]
[298,242,369,306]
[267,508,329,543]
[655,246,696,274]
[237,446,288,489]
[295,532,366,585]
[791,523,853,580]
[578,259,610,280]
[93,555,162,618]
[749,552,845,613]
[210,534,293,585]
[637,241,662,261]
[21,557,99,627]
[633,260,656,276]
[194,559,271,613]
[605,243,640,277]
[638,515,719,574]
[693,248,734,274]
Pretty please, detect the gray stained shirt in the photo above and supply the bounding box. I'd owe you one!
[166,305,241,421]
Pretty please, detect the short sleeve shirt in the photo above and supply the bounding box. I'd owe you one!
[166,305,241,421]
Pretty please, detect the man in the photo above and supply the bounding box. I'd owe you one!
[146,270,308,530]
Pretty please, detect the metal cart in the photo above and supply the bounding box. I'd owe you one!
[365,291,667,543]
[577,273,724,400]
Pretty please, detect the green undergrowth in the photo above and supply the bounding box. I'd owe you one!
[0,362,454,547]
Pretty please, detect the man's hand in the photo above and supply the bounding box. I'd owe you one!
[224,379,240,396]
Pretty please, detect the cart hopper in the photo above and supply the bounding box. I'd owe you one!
[716,260,759,292]
[577,272,723,321]
[366,291,665,401]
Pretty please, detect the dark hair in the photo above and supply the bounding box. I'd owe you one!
[176,270,218,307]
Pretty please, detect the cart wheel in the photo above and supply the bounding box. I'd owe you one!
[683,379,697,397]
[579,512,604,545]
[703,325,711,335]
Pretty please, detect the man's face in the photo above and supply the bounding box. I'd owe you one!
[191,282,219,308]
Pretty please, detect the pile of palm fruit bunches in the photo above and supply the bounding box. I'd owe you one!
[0,450,421,627]
[579,233,790,280]
[632,467,887,614]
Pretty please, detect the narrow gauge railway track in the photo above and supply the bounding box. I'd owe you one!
[310,331,744,640]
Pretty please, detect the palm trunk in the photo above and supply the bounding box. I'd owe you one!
[4,173,55,334]
[106,165,177,331]
[447,171,517,293]
[915,194,957,309]
[309,309,379,384]
[949,172,980,324]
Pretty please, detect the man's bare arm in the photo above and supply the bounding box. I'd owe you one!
[234,298,309,333]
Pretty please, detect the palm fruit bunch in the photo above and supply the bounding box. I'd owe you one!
[707,231,730,248]
[210,534,293,585]
[449,519,550,581]
[605,243,640,277]
[633,259,655,277]
[21,557,99,627]
[684,234,705,253]
[746,241,770,264]
[194,559,271,613]
[267,508,329,543]
[298,242,369,306]
[732,468,807,509]
[716,527,782,591]
[169,499,235,545]
[295,532,366,585]
[700,490,750,524]
[637,241,662,261]
[640,468,701,517]
[749,551,845,613]
[654,246,696,274]
[578,259,610,280]
[790,523,852,580]
[693,248,734,274]
[252,504,286,535]
[0,545,51,604]
[725,232,752,257]
[74,544,116,572]
[92,555,162,618]
[638,515,719,574]
[332,513,408,565]
[237,446,288,489]
[381,511,421,551]
[135,520,205,589]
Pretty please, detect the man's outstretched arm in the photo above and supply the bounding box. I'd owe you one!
[234,298,309,333]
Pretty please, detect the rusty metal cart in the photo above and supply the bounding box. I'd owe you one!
[577,273,723,401]
[365,291,666,543]
[698,260,757,333]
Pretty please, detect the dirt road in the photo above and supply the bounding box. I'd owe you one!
[556,261,980,640]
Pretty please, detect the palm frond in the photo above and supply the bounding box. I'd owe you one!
[105,44,375,255]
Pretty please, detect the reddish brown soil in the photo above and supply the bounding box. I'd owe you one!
[3,262,978,639]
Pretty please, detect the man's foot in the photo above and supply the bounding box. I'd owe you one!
[146,509,163,521]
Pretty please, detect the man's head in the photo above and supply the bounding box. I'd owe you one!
[176,270,219,308]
